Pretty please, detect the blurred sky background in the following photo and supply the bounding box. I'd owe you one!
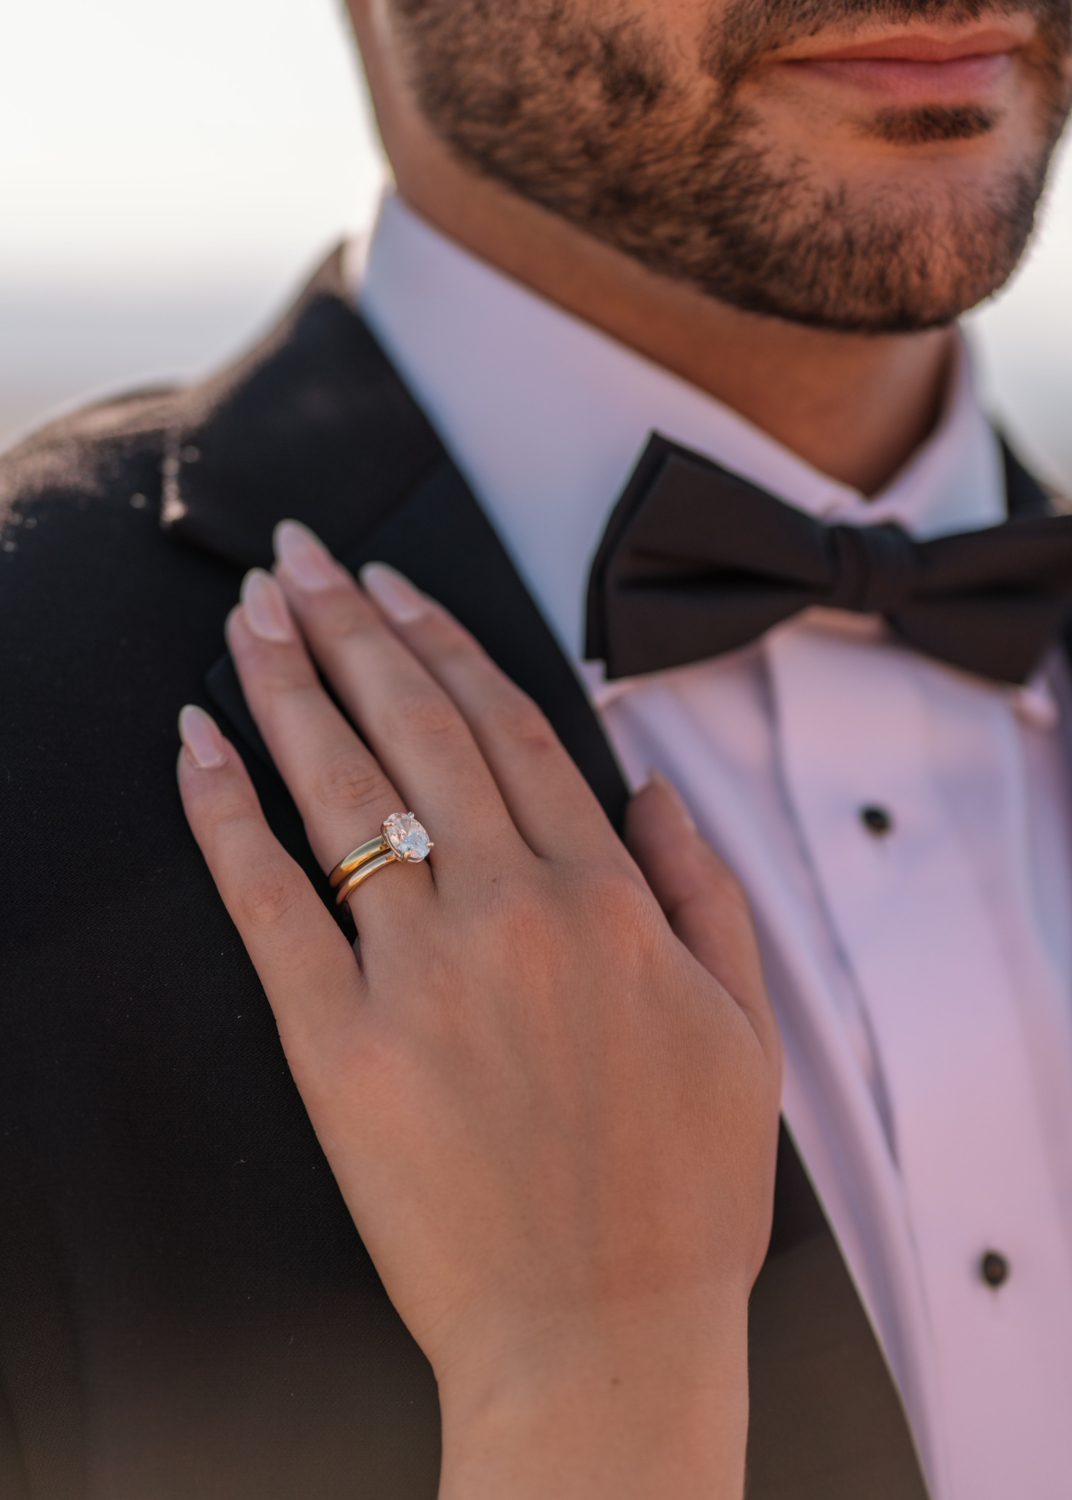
[3,0,1072,491]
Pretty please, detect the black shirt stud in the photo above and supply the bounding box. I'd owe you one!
[980,1250,1011,1288]
[860,805,894,837]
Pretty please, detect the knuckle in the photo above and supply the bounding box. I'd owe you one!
[501,893,562,971]
[579,869,658,961]
[478,869,657,990]
[199,784,258,832]
[474,872,560,960]
[587,867,652,923]
[481,692,555,750]
[302,583,368,639]
[426,618,491,674]
[420,610,470,654]
[237,859,306,932]
[310,751,386,816]
[379,687,458,743]
[700,855,749,911]
[503,878,559,938]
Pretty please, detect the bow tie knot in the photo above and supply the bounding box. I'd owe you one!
[826,523,918,614]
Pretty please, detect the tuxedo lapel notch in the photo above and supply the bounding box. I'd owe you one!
[160,245,445,570]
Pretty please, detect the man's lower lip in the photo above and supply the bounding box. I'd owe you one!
[784,52,1011,99]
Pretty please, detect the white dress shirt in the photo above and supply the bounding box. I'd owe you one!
[357,192,1072,1500]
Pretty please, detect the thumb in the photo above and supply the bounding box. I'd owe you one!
[625,771,780,1057]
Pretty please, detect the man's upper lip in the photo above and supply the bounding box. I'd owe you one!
[778,23,1031,64]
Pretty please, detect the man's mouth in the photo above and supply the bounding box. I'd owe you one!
[772,22,1032,103]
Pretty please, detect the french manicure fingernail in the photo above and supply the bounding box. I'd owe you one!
[241,569,296,642]
[646,767,697,831]
[178,704,228,769]
[360,562,428,624]
[273,520,339,591]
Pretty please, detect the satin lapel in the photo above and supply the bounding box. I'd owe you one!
[1002,439,1057,519]
[999,440,1072,693]
[160,247,445,567]
[163,255,928,1499]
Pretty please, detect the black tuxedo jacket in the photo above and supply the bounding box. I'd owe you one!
[9,248,1049,1498]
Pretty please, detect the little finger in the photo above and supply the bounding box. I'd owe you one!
[176,704,363,1054]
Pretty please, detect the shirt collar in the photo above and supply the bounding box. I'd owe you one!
[356,191,1005,663]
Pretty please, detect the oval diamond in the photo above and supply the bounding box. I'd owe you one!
[383,811,433,862]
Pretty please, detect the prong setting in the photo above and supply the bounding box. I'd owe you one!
[383,811,434,863]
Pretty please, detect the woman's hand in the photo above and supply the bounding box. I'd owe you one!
[177,521,782,1500]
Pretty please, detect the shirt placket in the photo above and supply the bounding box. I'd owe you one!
[765,622,1072,1500]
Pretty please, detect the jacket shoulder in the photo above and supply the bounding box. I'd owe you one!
[0,385,181,543]
[0,242,353,541]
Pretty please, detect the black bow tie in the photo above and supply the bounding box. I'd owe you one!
[585,433,1072,685]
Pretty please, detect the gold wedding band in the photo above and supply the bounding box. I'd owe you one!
[329,812,434,904]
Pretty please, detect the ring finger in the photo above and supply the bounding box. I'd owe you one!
[270,522,524,860]
[227,569,434,924]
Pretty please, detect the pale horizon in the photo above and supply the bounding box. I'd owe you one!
[3,0,1072,491]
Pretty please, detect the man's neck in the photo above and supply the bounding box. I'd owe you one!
[364,46,955,498]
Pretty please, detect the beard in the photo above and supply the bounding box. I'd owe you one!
[387,0,1072,332]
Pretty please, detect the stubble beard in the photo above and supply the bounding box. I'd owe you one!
[389,0,1072,332]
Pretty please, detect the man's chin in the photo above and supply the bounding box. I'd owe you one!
[628,169,1050,336]
[696,276,996,336]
